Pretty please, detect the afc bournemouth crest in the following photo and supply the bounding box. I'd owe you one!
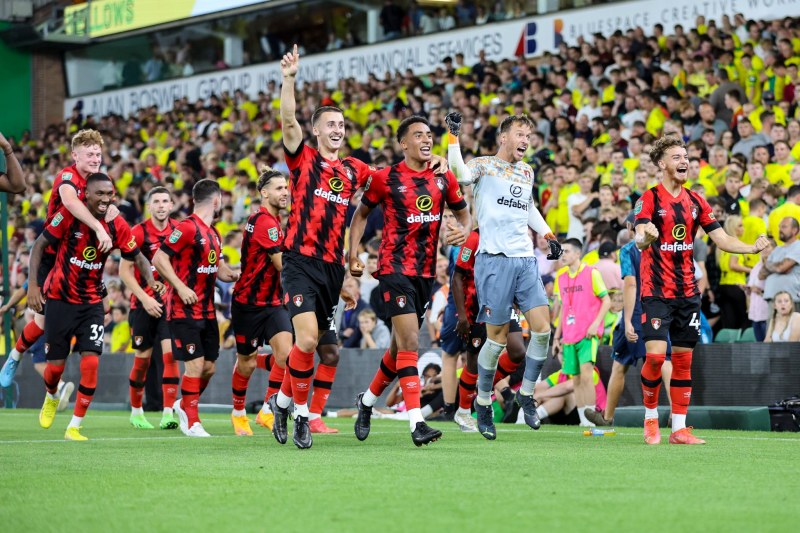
[691,206,698,220]
[187,344,196,355]
[251,339,259,348]
[293,295,304,307]
[268,227,279,242]
[651,318,661,330]
[396,296,407,308]
[44,343,49,353]
[472,338,481,348]
[436,177,445,190]
[134,336,143,346]
[484,306,492,318]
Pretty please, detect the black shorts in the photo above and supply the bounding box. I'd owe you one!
[282,251,345,331]
[319,326,337,346]
[641,295,701,349]
[379,274,434,327]
[230,301,292,355]
[169,318,220,362]
[44,299,105,359]
[465,315,523,355]
[129,307,170,352]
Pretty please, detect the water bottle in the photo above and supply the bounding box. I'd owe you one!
[583,428,616,437]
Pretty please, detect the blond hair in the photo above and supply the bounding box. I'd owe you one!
[71,129,104,151]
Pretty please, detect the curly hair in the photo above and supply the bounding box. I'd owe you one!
[71,129,104,150]
[649,135,685,165]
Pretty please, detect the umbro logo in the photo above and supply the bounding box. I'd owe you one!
[74,232,83,239]
[397,185,408,193]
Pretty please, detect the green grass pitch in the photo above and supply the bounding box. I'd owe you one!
[1,410,798,532]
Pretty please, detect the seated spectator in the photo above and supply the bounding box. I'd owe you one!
[358,309,390,349]
[765,291,800,342]
[339,277,370,348]
[530,367,607,426]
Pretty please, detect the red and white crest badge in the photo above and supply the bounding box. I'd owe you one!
[396,296,407,308]
[187,344,196,355]
[472,338,482,348]
[134,336,143,346]
[293,295,304,307]
[651,318,662,330]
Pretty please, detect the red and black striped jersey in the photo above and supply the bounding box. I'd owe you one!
[46,165,86,222]
[233,207,283,307]
[361,162,467,278]
[159,213,222,320]
[42,207,139,305]
[454,230,480,323]
[283,143,371,265]
[634,184,720,299]
[129,217,177,309]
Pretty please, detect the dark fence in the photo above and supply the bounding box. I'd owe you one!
[3,343,799,410]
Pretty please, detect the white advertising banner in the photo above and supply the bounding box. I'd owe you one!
[63,0,799,118]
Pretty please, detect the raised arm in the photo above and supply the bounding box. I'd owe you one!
[280,44,303,154]
[445,112,473,185]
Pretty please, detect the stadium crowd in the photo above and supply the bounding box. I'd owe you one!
[2,11,800,364]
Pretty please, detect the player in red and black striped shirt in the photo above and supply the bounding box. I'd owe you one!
[153,179,240,438]
[451,229,527,432]
[1,130,120,389]
[228,167,293,436]
[635,136,768,445]
[118,186,181,430]
[349,116,471,447]
[27,173,161,440]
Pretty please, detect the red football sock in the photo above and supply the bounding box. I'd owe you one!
[368,350,397,396]
[128,357,150,409]
[396,351,420,410]
[161,351,180,410]
[265,363,286,402]
[181,375,202,426]
[280,368,293,398]
[256,353,271,371]
[310,364,337,415]
[16,320,45,353]
[288,345,315,406]
[669,352,693,416]
[231,366,250,412]
[458,369,478,410]
[641,353,667,409]
[493,351,520,386]
[43,363,65,395]
[74,355,99,418]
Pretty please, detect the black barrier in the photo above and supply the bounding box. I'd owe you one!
[3,343,799,410]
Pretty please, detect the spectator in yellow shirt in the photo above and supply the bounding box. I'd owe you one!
[110,305,133,353]
[215,205,239,238]
[765,140,794,190]
[768,186,800,245]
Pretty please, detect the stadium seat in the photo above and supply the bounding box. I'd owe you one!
[738,328,757,343]
[714,329,741,343]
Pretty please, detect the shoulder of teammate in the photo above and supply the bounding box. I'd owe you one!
[619,241,636,278]
[43,206,73,241]
[347,157,375,188]
[455,231,479,270]
[361,166,390,208]
[283,140,310,168]
[160,217,197,256]
[130,221,145,244]
[252,211,282,253]
[634,187,655,225]
[444,170,466,208]
[111,216,139,260]
[689,189,722,233]
[54,166,79,191]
